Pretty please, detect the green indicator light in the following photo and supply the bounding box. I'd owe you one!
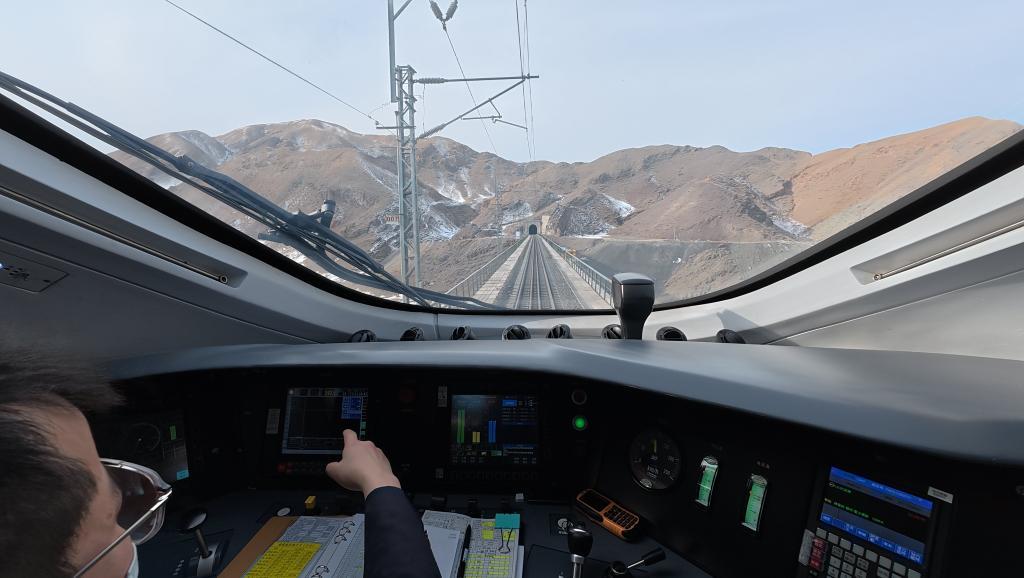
[572,416,588,431]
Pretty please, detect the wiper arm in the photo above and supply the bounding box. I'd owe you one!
[0,71,499,310]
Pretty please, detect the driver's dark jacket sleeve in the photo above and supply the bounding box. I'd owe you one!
[364,486,443,578]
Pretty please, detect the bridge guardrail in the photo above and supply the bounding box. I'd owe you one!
[446,237,528,298]
[541,236,614,306]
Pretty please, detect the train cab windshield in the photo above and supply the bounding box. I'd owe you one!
[2,2,1024,578]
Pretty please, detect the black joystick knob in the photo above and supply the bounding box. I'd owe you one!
[179,508,211,559]
[451,325,476,340]
[612,273,655,340]
[567,526,593,578]
[567,526,593,557]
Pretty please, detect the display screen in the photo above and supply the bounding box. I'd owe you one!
[96,410,190,483]
[742,474,768,531]
[695,456,718,507]
[819,467,934,565]
[281,387,369,455]
[450,394,539,466]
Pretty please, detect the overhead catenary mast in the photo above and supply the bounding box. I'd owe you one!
[384,0,537,291]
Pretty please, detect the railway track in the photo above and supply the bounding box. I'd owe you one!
[497,236,584,310]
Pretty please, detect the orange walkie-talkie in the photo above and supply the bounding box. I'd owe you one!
[574,488,641,540]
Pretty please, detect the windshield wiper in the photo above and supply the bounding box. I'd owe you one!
[0,71,498,310]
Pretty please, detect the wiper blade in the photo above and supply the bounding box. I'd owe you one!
[0,71,499,310]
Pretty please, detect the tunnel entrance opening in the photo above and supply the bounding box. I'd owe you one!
[528,224,538,235]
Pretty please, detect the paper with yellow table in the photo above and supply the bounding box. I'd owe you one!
[421,510,521,578]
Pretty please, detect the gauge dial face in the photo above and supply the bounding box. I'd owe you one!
[629,429,682,490]
[124,422,162,454]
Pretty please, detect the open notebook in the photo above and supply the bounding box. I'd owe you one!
[422,511,522,578]
[242,512,522,578]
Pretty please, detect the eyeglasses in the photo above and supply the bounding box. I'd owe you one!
[72,459,173,578]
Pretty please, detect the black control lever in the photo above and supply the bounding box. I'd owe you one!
[178,507,224,578]
[612,273,655,340]
[567,526,594,578]
[179,508,211,559]
[605,548,666,577]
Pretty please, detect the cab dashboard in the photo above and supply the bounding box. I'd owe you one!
[97,341,1024,577]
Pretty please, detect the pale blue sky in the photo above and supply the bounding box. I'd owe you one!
[3,0,1022,162]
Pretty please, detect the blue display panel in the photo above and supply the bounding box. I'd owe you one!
[819,467,934,565]
[450,394,540,466]
[281,387,369,455]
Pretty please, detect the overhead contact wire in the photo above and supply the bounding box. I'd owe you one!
[443,28,500,156]
[513,0,532,159]
[161,0,386,129]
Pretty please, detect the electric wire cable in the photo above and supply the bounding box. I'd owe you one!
[443,28,500,156]
[160,0,387,129]
[513,0,533,159]
[523,0,537,156]
[0,71,499,310]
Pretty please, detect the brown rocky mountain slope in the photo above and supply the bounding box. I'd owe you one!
[111,117,1020,301]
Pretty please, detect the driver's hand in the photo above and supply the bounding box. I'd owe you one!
[325,429,401,497]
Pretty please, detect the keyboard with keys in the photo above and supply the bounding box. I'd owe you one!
[807,527,924,578]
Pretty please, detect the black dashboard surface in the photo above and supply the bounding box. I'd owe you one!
[104,340,1024,577]
[112,340,1024,465]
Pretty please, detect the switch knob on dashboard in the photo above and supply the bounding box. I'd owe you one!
[602,324,623,339]
[612,273,655,340]
[605,548,666,577]
[348,329,377,342]
[503,324,532,340]
[547,324,573,339]
[401,326,426,341]
[656,327,687,341]
[715,329,746,344]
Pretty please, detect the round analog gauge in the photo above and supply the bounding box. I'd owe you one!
[628,428,682,491]
[124,422,162,455]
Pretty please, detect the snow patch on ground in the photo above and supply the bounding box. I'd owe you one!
[179,131,233,164]
[152,174,182,189]
[360,159,398,190]
[771,215,810,238]
[602,194,635,218]
[575,232,610,239]
[284,248,307,264]
[420,196,460,241]
[501,201,533,224]
[435,170,465,203]
[432,139,450,156]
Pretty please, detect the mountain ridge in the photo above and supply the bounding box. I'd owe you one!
[111,116,1021,299]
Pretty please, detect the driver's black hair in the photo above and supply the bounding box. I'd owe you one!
[0,351,122,578]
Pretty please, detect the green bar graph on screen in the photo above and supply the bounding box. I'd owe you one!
[742,475,768,531]
[457,409,465,444]
[696,456,718,507]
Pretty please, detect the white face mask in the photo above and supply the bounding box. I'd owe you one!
[125,542,140,578]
